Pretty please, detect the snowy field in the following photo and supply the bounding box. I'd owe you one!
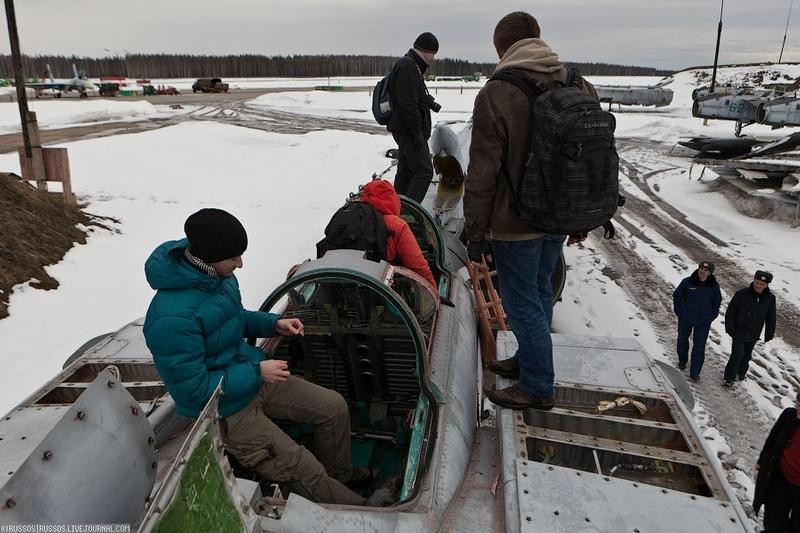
[0,66,799,522]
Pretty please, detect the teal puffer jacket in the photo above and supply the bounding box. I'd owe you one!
[143,239,278,418]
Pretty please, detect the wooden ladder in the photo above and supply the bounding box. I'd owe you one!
[467,255,507,365]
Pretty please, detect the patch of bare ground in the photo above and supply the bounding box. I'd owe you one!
[0,173,115,319]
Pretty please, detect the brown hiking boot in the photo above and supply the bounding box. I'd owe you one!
[485,384,554,411]
[486,358,519,379]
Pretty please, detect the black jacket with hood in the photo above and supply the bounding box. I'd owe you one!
[387,50,432,142]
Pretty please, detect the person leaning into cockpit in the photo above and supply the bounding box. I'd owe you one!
[142,208,392,506]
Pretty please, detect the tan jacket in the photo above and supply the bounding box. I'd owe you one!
[464,38,598,241]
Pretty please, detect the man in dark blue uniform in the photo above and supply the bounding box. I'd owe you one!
[672,260,722,380]
[723,270,777,386]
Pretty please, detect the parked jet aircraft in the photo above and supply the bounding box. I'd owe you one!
[594,78,674,109]
[756,95,800,128]
[26,64,95,98]
[692,85,800,136]
[691,87,770,136]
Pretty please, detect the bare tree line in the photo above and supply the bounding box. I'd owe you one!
[0,54,672,80]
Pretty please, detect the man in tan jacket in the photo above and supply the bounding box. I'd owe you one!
[464,11,596,410]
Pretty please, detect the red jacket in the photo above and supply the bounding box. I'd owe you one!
[360,180,436,288]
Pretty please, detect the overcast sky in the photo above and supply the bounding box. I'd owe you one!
[1,1,797,71]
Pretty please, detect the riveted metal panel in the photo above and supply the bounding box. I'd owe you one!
[515,460,748,532]
[0,368,156,524]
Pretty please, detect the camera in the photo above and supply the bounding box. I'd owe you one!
[427,95,442,113]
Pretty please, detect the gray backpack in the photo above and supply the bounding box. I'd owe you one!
[490,68,621,237]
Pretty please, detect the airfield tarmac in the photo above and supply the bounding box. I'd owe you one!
[0,88,382,153]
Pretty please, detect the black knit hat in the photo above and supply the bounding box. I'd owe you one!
[754,270,773,283]
[698,261,715,274]
[414,32,439,53]
[184,208,248,263]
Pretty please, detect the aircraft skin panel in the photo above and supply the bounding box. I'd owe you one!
[495,331,753,532]
[514,461,749,532]
[0,367,156,525]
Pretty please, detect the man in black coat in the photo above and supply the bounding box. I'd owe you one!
[754,393,800,532]
[723,270,777,386]
[387,32,440,203]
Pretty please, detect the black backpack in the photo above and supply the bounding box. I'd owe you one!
[372,74,393,126]
[316,201,388,261]
[490,68,620,236]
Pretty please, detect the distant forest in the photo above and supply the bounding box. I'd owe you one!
[0,54,672,79]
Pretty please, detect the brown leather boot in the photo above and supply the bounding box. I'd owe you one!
[485,385,554,411]
[486,358,519,379]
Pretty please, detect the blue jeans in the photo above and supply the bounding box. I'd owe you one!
[676,318,710,377]
[491,235,565,398]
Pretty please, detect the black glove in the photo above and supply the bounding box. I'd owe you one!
[567,232,588,246]
[467,239,492,263]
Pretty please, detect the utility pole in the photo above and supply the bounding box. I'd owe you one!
[779,0,794,63]
[709,0,724,94]
[4,0,47,190]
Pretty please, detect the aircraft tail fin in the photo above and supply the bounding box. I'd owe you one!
[46,64,55,83]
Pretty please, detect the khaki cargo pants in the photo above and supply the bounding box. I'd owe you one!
[222,375,366,505]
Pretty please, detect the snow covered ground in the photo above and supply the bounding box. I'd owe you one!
[0,99,175,134]
[0,66,799,523]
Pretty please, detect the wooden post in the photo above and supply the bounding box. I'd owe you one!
[24,110,47,191]
[18,146,75,204]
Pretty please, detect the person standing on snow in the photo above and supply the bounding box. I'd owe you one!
[723,270,777,387]
[464,11,597,411]
[387,32,440,203]
[672,260,722,381]
[143,208,389,505]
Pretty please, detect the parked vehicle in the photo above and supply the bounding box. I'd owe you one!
[191,77,229,93]
[142,85,180,96]
[98,82,120,97]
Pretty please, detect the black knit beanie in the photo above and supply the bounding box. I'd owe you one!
[414,32,439,53]
[184,208,248,263]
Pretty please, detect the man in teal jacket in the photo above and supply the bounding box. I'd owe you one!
[143,208,376,505]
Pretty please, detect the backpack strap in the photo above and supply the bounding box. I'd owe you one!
[565,68,584,88]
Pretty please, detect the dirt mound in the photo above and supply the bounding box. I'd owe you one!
[0,174,111,320]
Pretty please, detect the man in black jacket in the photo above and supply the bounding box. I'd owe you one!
[388,32,440,203]
[723,270,777,386]
[754,393,800,532]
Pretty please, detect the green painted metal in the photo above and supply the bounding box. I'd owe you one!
[399,196,452,281]
[256,266,438,503]
[152,434,244,533]
[257,269,427,364]
[399,394,429,500]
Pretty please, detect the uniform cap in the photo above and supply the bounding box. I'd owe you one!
[699,261,715,274]
[754,270,773,283]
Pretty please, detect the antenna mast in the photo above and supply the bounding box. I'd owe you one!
[779,0,794,63]
[710,0,724,94]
